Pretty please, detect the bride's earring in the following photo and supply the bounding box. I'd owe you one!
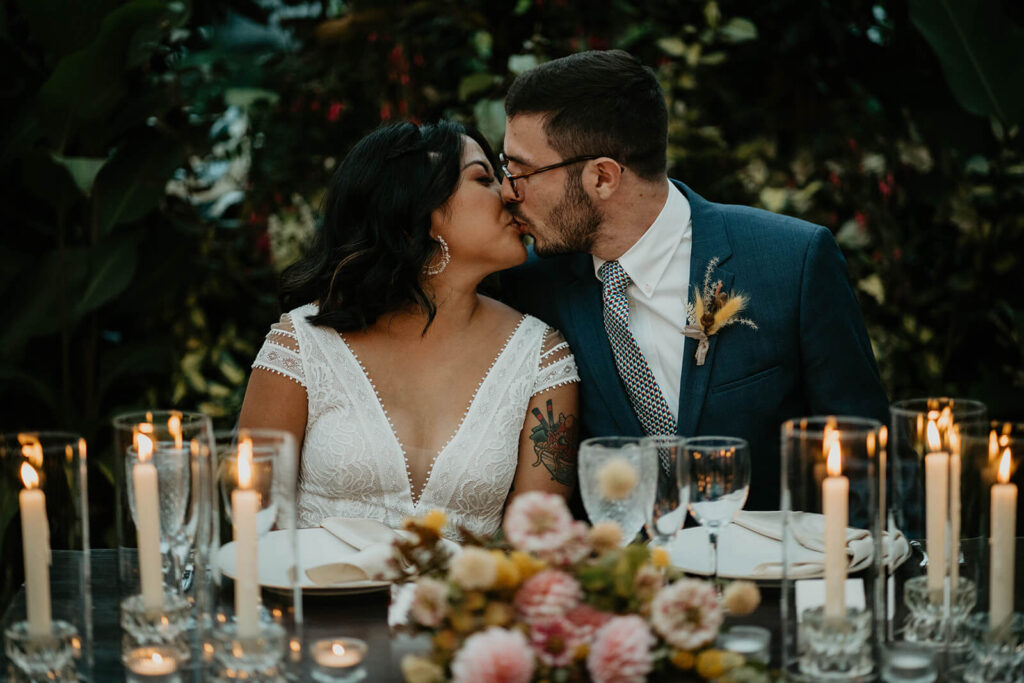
[424,235,450,276]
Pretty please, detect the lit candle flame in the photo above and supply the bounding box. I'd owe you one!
[997,448,1012,485]
[926,418,942,452]
[332,643,345,656]
[152,653,163,665]
[990,430,1000,461]
[18,434,44,468]
[948,427,960,455]
[137,433,154,462]
[20,462,39,489]
[134,423,154,455]
[238,437,253,489]
[168,414,183,449]
[826,439,842,477]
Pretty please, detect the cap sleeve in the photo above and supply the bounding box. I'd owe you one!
[532,326,579,397]
[251,313,306,388]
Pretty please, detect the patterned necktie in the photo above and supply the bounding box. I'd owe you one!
[599,260,678,446]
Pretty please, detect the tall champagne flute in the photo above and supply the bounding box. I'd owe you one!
[642,435,689,546]
[686,437,750,585]
[579,437,658,544]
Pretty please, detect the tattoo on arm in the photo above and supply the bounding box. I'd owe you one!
[529,398,577,487]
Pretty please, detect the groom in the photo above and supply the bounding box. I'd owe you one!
[500,50,889,509]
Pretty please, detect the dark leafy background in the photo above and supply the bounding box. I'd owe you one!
[1,0,1022,604]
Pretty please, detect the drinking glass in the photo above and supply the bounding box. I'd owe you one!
[686,436,750,584]
[642,435,689,545]
[579,436,658,544]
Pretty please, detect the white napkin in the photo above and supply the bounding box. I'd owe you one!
[732,511,910,579]
[304,517,410,586]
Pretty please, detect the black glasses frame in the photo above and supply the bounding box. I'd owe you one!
[498,152,606,198]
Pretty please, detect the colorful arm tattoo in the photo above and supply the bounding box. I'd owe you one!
[529,398,577,487]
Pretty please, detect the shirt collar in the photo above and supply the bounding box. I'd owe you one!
[593,181,692,298]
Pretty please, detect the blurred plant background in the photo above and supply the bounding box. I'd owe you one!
[1,0,1022,601]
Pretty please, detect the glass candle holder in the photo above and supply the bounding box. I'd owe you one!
[880,642,936,682]
[113,411,215,621]
[1,432,91,680]
[780,416,886,681]
[310,637,368,682]
[716,625,770,664]
[123,644,184,683]
[890,398,987,650]
[210,429,299,675]
[962,612,1024,683]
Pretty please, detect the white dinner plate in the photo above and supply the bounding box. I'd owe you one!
[217,527,391,596]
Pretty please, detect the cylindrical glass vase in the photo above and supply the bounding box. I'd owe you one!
[1,432,91,681]
[780,416,888,681]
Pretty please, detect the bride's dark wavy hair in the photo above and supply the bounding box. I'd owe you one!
[279,120,495,332]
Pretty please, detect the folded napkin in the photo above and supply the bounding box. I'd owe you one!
[304,517,411,586]
[733,511,910,579]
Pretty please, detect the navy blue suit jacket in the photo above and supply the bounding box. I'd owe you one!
[503,181,889,510]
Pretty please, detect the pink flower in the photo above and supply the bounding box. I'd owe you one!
[529,616,582,667]
[409,577,449,628]
[650,578,724,650]
[565,604,613,644]
[536,521,591,567]
[451,627,534,683]
[586,615,654,683]
[503,492,574,553]
[514,569,582,623]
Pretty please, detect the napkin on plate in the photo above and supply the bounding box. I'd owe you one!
[733,511,910,578]
[304,517,411,586]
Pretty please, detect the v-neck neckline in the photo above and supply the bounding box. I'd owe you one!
[335,315,529,507]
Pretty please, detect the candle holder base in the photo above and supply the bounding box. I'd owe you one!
[120,590,192,659]
[3,619,79,681]
[961,612,1024,683]
[901,576,976,648]
[310,637,369,682]
[210,621,287,679]
[798,607,872,680]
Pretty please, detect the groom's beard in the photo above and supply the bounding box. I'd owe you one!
[529,172,603,257]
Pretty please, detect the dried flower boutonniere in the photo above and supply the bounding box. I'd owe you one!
[683,258,758,365]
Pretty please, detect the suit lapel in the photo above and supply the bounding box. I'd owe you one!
[675,181,733,438]
[564,254,644,436]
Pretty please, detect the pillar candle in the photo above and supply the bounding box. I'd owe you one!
[233,438,260,638]
[823,438,848,619]
[134,432,164,611]
[924,419,948,596]
[989,447,1017,629]
[19,463,51,638]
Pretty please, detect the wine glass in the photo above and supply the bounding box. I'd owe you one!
[579,436,658,544]
[686,436,750,585]
[642,435,689,546]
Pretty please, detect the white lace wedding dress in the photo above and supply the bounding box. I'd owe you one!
[252,303,579,540]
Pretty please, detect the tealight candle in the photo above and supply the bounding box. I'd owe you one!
[716,625,770,664]
[124,646,181,682]
[311,638,367,681]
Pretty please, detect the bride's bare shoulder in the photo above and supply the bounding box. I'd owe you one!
[478,295,527,325]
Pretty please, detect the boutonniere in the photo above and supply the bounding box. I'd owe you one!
[683,258,758,366]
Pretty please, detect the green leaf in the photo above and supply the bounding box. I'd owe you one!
[98,341,173,400]
[657,37,687,57]
[74,240,138,318]
[910,0,1024,125]
[458,73,498,102]
[91,131,183,237]
[472,99,506,151]
[21,152,83,217]
[51,154,107,195]
[718,17,758,43]
[225,88,281,108]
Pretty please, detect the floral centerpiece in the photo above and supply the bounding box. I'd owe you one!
[392,492,772,683]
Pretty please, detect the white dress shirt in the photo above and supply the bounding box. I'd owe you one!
[594,181,692,421]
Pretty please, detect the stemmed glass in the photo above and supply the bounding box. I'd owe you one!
[686,436,750,585]
[579,436,658,544]
[642,435,689,546]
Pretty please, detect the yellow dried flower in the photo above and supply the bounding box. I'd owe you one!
[449,610,475,633]
[421,510,446,534]
[651,546,670,568]
[510,551,546,581]
[597,457,637,500]
[589,521,623,552]
[433,629,456,652]
[669,649,696,670]
[696,649,744,679]
[401,654,444,683]
[482,602,515,627]
[489,550,522,589]
[722,580,761,615]
[450,547,497,591]
[463,591,486,611]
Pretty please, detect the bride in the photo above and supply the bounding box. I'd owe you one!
[239,121,579,540]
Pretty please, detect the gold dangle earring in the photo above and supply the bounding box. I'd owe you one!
[424,235,450,276]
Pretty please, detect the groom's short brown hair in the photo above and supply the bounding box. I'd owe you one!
[505,50,667,181]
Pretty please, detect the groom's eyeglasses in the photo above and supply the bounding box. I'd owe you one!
[498,152,604,199]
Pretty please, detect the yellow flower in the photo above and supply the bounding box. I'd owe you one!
[597,457,638,500]
[589,520,623,552]
[433,630,456,652]
[489,550,522,589]
[510,551,546,581]
[482,602,515,627]
[696,649,744,679]
[463,591,486,611]
[421,510,447,534]
[449,610,475,633]
[450,547,498,591]
[669,649,696,670]
[722,580,761,615]
[401,655,444,683]
[651,547,670,568]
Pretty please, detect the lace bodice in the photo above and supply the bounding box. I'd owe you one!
[252,303,579,539]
